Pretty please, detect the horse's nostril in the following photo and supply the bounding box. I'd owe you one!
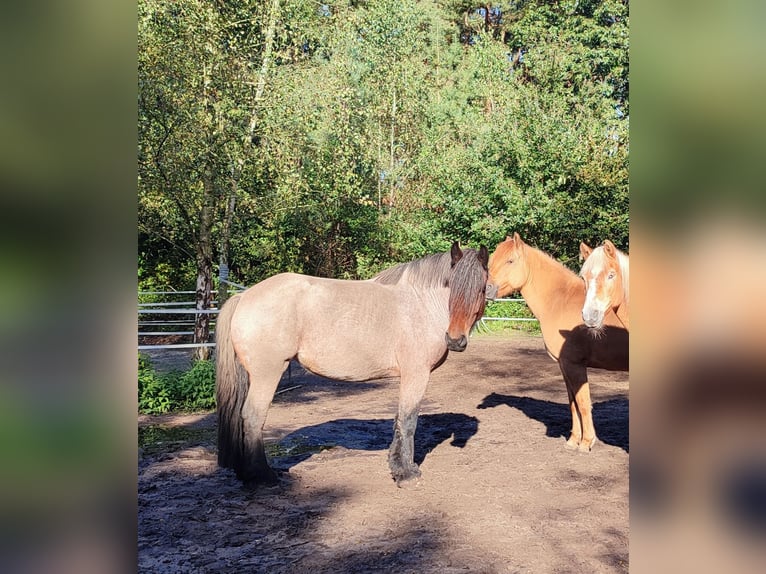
[445,332,468,351]
[582,308,603,328]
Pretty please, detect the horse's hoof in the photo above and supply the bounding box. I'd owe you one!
[395,474,422,489]
[244,478,281,491]
[578,438,596,453]
[240,470,281,490]
[392,466,422,488]
[565,437,580,450]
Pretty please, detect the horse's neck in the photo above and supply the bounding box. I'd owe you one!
[433,286,451,316]
[520,249,584,354]
[416,285,450,326]
[615,302,630,330]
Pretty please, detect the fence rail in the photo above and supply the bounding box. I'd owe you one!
[139,308,220,315]
[138,293,538,352]
[138,342,217,351]
[480,316,538,322]
[139,301,219,308]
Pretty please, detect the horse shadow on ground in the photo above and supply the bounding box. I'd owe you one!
[270,412,479,472]
[478,393,629,453]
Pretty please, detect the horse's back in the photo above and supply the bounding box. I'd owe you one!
[232,273,311,330]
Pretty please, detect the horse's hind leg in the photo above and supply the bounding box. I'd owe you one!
[238,356,290,487]
[388,370,429,487]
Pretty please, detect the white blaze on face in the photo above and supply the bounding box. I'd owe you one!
[583,258,607,314]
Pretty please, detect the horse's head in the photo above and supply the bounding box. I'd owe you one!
[486,232,529,300]
[445,242,489,352]
[579,240,625,328]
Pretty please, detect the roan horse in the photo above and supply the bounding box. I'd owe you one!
[486,233,628,451]
[579,240,630,330]
[216,243,489,488]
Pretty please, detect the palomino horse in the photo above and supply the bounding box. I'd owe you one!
[486,233,628,451]
[216,243,489,488]
[579,240,630,330]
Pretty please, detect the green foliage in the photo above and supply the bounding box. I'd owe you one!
[138,354,172,414]
[138,354,216,414]
[138,0,629,285]
[138,257,196,293]
[483,299,535,320]
[175,360,217,410]
[477,299,541,336]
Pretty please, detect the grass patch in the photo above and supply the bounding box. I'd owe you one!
[138,425,215,455]
[475,299,541,336]
[266,436,336,458]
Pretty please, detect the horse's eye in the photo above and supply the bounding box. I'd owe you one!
[608,271,616,279]
[507,259,514,264]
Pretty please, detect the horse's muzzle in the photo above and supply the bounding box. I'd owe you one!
[582,308,605,329]
[445,333,468,352]
[485,283,498,301]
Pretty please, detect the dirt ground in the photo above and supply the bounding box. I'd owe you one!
[138,333,629,573]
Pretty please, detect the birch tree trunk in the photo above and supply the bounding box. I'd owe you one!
[217,176,237,308]
[389,88,397,209]
[218,0,280,301]
[193,168,215,361]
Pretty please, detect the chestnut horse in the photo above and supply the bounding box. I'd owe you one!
[486,233,628,451]
[579,240,630,330]
[216,243,488,488]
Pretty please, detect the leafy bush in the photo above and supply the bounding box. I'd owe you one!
[138,354,216,414]
[175,359,216,411]
[138,354,172,414]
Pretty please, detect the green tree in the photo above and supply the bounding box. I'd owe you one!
[138,0,629,298]
[139,0,283,356]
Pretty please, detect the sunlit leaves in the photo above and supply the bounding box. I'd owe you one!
[138,0,629,285]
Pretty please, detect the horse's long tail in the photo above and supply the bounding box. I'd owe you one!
[216,294,247,470]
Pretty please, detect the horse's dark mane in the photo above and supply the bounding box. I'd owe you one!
[373,248,485,294]
[373,251,453,290]
[448,249,488,305]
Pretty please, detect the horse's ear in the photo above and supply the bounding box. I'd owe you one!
[505,235,512,241]
[478,245,489,268]
[603,240,616,258]
[579,242,593,261]
[450,241,463,266]
[512,231,522,244]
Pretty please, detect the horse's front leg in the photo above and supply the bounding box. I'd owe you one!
[563,376,582,449]
[574,380,596,451]
[560,361,592,450]
[388,371,429,487]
